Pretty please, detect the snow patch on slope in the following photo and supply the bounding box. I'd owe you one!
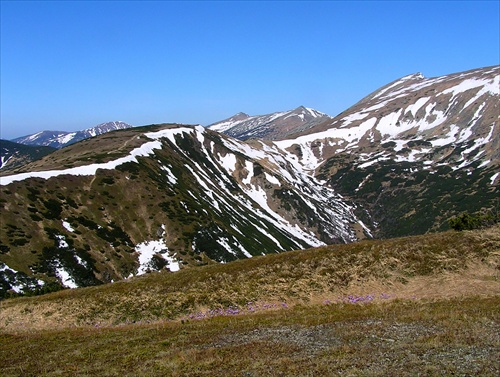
[55,266,78,288]
[62,220,74,232]
[0,263,45,293]
[135,237,180,275]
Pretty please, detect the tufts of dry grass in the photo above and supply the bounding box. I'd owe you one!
[1,226,499,332]
[0,226,499,376]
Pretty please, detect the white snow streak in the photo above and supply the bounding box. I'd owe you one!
[0,127,199,186]
[58,132,77,144]
[160,165,177,184]
[62,220,74,232]
[265,172,280,186]
[405,97,429,117]
[219,153,237,174]
[491,172,499,185]
[0,155,12,169]
[55,266,78,288]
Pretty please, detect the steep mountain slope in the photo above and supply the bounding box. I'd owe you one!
[12,121,133,149]
[275,65,499,238]
[2,65,498,296]
[0,124,365,296]
[208,106,330,140]
[0,140,56,172]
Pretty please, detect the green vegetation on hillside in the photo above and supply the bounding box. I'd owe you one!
[1,124,359,295]
[449,209,499,231]
[319,154,500,239]
[0,139,57,172]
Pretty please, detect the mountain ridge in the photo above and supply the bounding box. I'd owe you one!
[206,65,500,238]
[285,65,500,238]
[11,121,134,149]
[208,106,331,141]
[0,123,366,295]
[0,140,56,172]
[0,64,498,295]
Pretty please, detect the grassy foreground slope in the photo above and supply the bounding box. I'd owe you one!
[1,226,499,376]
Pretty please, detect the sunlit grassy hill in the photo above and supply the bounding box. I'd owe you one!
[1,226,499,376]
[2,226,498,331]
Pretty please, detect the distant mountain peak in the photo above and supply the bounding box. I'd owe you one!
[208,107,331,140]
[278,65,499,169]
[12,121,134,149]
[294,105,308,111]
[234,112,250,117]
[291,106,329,118]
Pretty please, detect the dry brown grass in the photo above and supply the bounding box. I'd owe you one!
[1,296,498,376]
[0,226,499,376]
[1,226,498,333]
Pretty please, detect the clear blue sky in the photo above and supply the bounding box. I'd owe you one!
[1,1,499,140]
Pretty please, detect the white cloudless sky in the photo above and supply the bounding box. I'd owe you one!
[1,0,499,139]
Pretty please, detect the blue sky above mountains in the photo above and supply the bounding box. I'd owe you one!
[1,1,499,140]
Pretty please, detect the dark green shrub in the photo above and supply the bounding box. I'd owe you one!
[449,211,498,231]
[42,199,63,219]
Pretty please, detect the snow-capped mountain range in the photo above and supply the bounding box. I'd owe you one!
[0,65,498,294]
[205,65,499,238]
[213,66,499,175]
[276,65,499,173]
[208,106,330,140]
[289,65,498,238]
[12,121,133,149]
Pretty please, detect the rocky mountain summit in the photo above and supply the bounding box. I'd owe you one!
[208,65,500,238]
[275,65,499,238]
[277,66,499,171]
